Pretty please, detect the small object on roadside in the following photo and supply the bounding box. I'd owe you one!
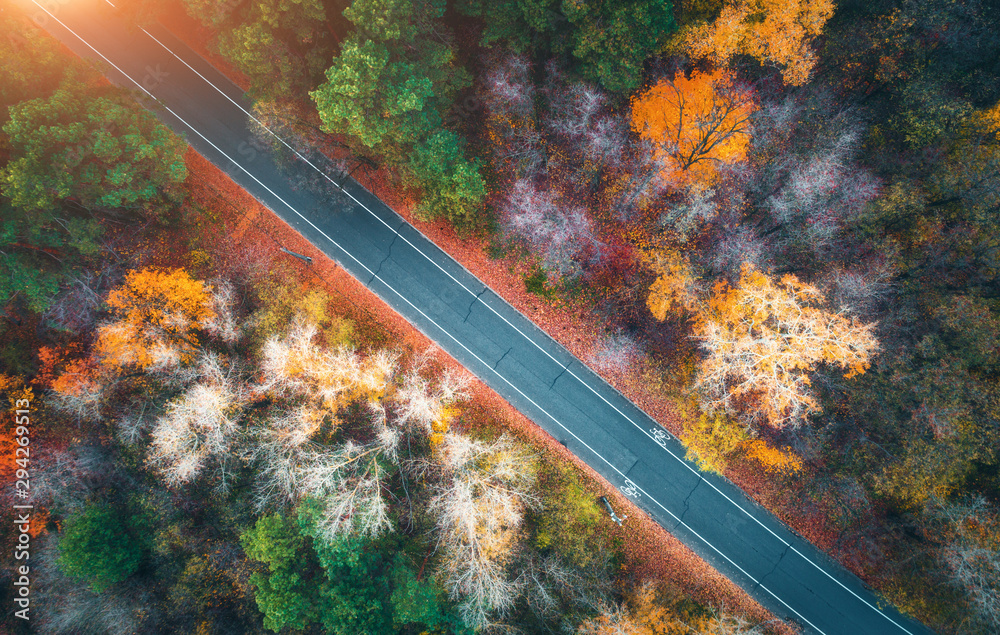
[280,246,313,265]
[599,495,627,526]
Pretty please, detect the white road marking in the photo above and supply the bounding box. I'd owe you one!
[650,428,670,448]
[29,5,918,633]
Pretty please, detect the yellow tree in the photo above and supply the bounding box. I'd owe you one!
[94,268,215,371]
[693,264,878,428]
[742,439,803,475]
[645,249,699,320]
[684,0,835,86]
[577,582,766,634]
[681,412,749,475]
[630,70,754,190]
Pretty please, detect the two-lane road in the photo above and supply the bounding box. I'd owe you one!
[16,1,934,632]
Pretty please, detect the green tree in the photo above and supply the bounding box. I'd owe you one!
[0,17,65,115]
[242,513,319,632]
[408,130,485,222]
[533,462,606,569]
[57,502,148,592]
[249,269,355,347]
[0,200,102,313]
[1,19,108,314]
[311,0,480,221]
[242,504,391,634]
[181,0,242,28]
[312,38,442,153]
[215,0,330,100]
[458,0,674,93]
[296,499,392,634]
[389,554,471,633]
[560,0,674,93]
[311,0,469,155]
[1,79,187,217]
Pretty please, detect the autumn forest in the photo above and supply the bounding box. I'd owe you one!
[1,0,999,633]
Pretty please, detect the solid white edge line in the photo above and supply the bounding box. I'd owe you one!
[35,6,915,633]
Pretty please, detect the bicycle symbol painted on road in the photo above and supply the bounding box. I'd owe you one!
[622,479,640,499]
[650,428,670,448]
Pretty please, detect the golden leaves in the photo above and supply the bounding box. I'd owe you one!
[96,268,215,371]
[694,263,879,427]
[684,0,835,86]
[742,438,803,475]
[630,70,755,189]
[645,249,698,320]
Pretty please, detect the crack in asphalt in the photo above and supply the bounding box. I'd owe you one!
[757,543,792,590]
[677,478,703,527]
[368,226,400,286]
[493,347,513,370]
[550,362,570,389]
[463,287,487,323]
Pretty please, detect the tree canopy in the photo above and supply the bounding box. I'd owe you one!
[458,0,675,93]
[2,79,187,216]
[631,70,755,189]
[311,0,484,222]
[57,502,149,593]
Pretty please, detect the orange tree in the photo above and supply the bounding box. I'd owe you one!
[630,70,754,190]
[94,268,214,371]
[684,0,835,86]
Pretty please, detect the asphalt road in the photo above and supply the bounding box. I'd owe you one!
[16,1,936,632]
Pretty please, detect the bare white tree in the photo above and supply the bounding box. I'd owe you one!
[616,138,674,218]
[203,278,241,343]
[48,369,105,423]
[484,53,535,120]
[931,496,1000,631]
[518,553,612,621]
[705,225,770,277]
[483,53,545,178]
[247,405,320,510]
[765,133,881,252]
[259,318,392,412]
[659,184,720,241]
[504,179,601,280]
[249,321,406,538]
[149,353,244,487]
[545,80,605,139]
[705,611,767,635]
[822,254,897,318]
[575,602,643,635]
[429,432,539,627]
[28,445,109,514]
[249,408,400,539]
[589,332,640,374]
[114,400,161,446]
[298,440,394,540]
[394,364,471,434]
